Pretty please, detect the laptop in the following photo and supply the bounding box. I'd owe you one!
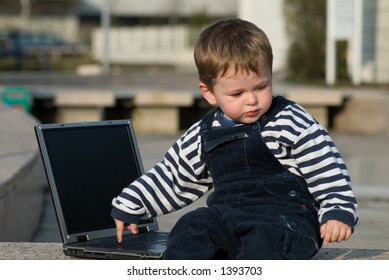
[34,119,169,259]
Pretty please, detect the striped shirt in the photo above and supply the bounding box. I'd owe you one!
[111,98,358,227]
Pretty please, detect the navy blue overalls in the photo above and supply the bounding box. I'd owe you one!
[163,96,322,260]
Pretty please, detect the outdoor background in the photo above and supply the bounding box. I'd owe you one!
[1,0,388,251]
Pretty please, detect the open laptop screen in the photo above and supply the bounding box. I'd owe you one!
[36,121,145,235]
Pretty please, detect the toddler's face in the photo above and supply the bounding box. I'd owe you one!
[210,69,273,124]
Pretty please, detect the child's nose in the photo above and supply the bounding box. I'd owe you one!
[246,91,258,105]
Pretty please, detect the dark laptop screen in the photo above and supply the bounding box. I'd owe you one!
[40,123,143,234]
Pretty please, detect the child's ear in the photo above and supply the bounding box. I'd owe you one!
[199,82,217,106]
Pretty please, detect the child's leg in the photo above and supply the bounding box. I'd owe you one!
[163,207,239,259]
[235,217,320,260]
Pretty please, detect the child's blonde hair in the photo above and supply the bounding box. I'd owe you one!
[194,18,273,90]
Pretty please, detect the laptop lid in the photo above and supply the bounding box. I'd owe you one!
[34,120,160,245]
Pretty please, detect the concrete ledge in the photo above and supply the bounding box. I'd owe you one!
[312,248,389,260]
[0,243,70,260]
[134,91,194,106]
[286,90,344,106]
[31,87,389,135]
[285,90,345,128]
[0,105,46,241]
[53,90,116,123]
[333,90,389,135]
[133,91,194,134]
[0,242,387,260]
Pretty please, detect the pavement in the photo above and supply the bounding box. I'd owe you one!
[32,131,389,251]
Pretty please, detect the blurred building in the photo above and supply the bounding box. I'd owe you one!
[0,0,84,43]
[326,0,389,84]
[0,0,388,83]
[83,0,236,20]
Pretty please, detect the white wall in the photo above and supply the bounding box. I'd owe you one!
[92,0,288,72]
[374,0,389,83]
[84,0,237,16]
[360,0,389,84]
[0,15,80,42]
[90,0,288,72]
[92,25,196,66]
[238,0,288,73]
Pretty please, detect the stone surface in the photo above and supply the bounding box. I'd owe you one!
[0,105,46,241]
[0,242,388,260]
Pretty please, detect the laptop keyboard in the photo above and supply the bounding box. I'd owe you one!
[88,231,170,250]
[120,231,169,245]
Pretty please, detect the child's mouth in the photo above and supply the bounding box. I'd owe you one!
[244,110,258,117]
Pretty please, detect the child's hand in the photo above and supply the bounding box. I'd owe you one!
[113,219,139,243]
[320,220,352,245]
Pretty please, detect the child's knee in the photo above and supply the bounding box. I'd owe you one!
[173,207,218,230]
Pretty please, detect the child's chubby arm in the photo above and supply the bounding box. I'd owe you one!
[114,219,139,243]
[320,220,353,245]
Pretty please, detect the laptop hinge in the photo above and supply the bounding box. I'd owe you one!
[77,235,89,243]
[138,227,149,234]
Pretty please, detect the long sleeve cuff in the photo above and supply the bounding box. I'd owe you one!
[111,207,144,224]
[321,210,358,230]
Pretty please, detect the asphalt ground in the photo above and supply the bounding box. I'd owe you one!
[33,131,389,250]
